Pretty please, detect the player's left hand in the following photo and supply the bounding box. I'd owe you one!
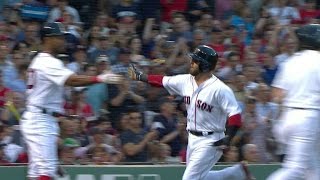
[97,72,124,84]
[213,136,231,152]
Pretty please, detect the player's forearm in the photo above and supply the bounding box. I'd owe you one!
[137,74,164,87]
[226,114,242,140]
[65,75,100,87]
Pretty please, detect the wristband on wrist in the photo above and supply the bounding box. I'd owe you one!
[91,76,101,83]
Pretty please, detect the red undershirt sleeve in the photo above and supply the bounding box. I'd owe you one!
[147,75,164,87]
[227,113,242,127]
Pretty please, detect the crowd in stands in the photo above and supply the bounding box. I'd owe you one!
[0,0,319,165]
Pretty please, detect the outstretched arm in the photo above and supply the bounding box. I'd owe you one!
[128,64,164,87]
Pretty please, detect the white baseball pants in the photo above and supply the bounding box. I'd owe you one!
[267,108,320,180]
[182,132,246,180]
[20,111,59,178]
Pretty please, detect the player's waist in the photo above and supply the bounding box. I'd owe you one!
[26,105,65,117]
[187,129,224,136]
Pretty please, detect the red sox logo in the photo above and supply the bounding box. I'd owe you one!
[183,96,213,112]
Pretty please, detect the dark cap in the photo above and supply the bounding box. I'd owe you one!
[119,48,131,54]
[40,22,69,39]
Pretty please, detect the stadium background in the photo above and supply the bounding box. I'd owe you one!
[0,0,319,179]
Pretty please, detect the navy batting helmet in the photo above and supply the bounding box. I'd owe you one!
[189,45,219,72]
[295,24,320,49]
[40,22,69,40]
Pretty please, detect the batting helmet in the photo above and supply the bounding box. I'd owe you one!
[189,45,218,72]
[40,22,69,40]
[295,24,320,49]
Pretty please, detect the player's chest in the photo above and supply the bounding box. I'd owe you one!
[182,86,218,113]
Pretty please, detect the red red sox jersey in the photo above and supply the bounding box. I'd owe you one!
[163,74,241,132]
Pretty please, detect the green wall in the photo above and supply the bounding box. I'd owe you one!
[0,164,280,180]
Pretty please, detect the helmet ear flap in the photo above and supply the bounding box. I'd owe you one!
[199,61,211,72]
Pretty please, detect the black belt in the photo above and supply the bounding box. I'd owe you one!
[286,106,319,110]
[188,130,214,136]
[41,108,65,117]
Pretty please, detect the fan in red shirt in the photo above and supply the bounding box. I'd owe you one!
[299,0,320,23]
[160,0,187,23]
[207,27,225,57]
[64,88,94,118]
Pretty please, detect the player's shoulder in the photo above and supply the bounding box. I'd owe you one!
[30,53,64,69]
[164,74,192,82]
[214,76,234,93]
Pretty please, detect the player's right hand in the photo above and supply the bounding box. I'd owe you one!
[128,64,146,81]
[97,72,124,84]
[128,65,137,80]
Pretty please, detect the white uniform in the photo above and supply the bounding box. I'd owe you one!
[20,53,74,178]
[163,74,246,180]
[268,50,320,180]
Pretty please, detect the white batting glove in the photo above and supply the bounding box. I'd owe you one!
[96,72,124,84]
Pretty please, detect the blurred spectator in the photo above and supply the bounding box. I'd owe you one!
[250,83,278,163]
[138,0,161,21]
[64,88,94,120]
[299,0,320,23]
[151,99,186,157]
[83,63,108,116]
[216,51,241,80]
[77,127,121,163]
[1,91,25,126]
[242,143,260,163]
[3,50,27,92]
[108,77,145,127]
[48,0,81,24]
[120,109,158,162]
[0,72,11,109]
[0,124,24,163]
[90,144,113,164]
[168,16,192,42]
[59,137,80,165]
[88,35,119,65]
[66,45,87,73]
[160,0,187,23]
[261,50,278,86]
[68,0,97,29]
[223,146,239,163]
[188,29,205,51]
[151,142,172,164]
[0,143,10,165]
[267,0,301,25]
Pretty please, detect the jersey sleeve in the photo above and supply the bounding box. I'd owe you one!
[162,74,189,96]
[42,59,75,86]
[217,86,241,117]
[271,63,288,90]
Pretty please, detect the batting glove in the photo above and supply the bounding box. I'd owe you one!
[96,71,124,84]
[128,64,147,82]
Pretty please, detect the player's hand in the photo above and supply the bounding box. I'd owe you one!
[97,72,124,84]
[128,64,145,81]
[213,136,231,152]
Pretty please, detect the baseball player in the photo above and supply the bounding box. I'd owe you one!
[20,22,123,180]
[128,45,254,180]
[267,24,320,180]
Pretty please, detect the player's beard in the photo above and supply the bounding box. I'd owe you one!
[190,66,200,76]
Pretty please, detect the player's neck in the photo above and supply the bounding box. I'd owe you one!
[194,72,212,85]
[42,46,56,56]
